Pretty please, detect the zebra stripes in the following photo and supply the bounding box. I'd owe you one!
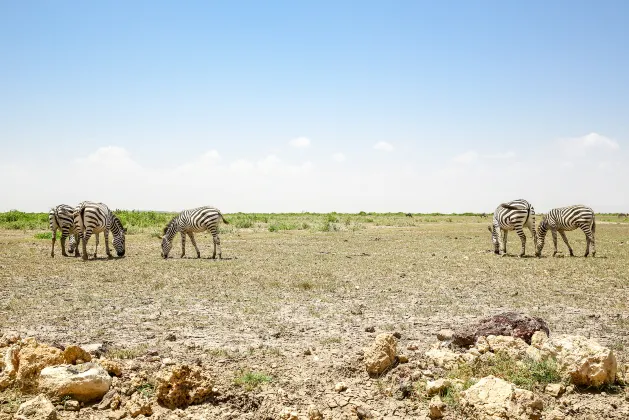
[49,204,80,258]
[536,205,596,257]
[160,206,229,259]
[75,201,126,260]
[488,199,537,257]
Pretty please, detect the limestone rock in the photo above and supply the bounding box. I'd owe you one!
[0,331,20,348]
[426,378,451,396]
[545,383,565,397]
[485,335,530,359]
[0,345,19,390]
[126,393,153,418]
[453,312,549,347]
[460,375,543,419]
[334,381,347,392]
[436,329,454,342]
[63,400,80,411]
[428,395,446,419]
[15,341,65,391]
[537,335,617,387]
[39,363,111,402]
[98,389,119,410]
[99,359,123,377]
[425,347,465,370]
[63,345,92,365]
[14,394,57,420]
[155,364,214,409]
[363,333,397,375]
[307,404,323,420]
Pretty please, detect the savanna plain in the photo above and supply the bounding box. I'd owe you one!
[1,211,628,419]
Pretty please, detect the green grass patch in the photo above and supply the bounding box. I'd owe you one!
[105,344,148,360]
[34,232,58,240]
[234,370,273,390]
[447,352,562,390]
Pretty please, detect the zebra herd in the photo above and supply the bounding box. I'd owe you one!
[489,199,596,258]
[49,203,227,260]
[49,200,598,260]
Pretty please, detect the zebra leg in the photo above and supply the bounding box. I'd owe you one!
[81,231,91,261]
[73,234,81,257]
[551,229,558,257]
[181,232,186,258]
[51,228,57,258]
[582,225,595,257]
[515,228,526,257]
[94,232,102,258]
[188,233,201,258]
[501,230,508,255]
[559,230,574,256]
[60,234,68,257]
[103,230,113,259]
[211,234,222,259]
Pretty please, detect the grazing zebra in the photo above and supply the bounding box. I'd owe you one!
[619,213,628,218]
[536,205,596,257]
[49,204,80,257]
[487,199,537,257]
[160,206,229,259]
[75,201,126,260]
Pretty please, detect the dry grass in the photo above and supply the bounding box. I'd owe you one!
[1,218,628,416]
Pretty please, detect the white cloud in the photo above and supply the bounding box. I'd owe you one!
[289,136,311,148]
[484,151,516,159]
[1,137,628,213]
[559,133,619,156]
[452,151,479,164]
[373,141,393,152]
[332,153,346,162]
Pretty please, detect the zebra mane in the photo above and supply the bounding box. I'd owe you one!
[163,217,177,235]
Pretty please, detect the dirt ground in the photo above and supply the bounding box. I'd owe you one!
[1,221,628,419]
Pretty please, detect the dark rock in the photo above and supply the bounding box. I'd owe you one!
[393,331,402,339]
[356,405,372,419]
[165,333,176,342]
[365,326,375,333]
[452,312,549,347]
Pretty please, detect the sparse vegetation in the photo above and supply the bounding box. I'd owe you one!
[106,344,149,360]
[447,352,563,390]
[234,370,273,390]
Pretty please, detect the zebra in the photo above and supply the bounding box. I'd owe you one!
[487,199,537,257]
[75,201,126,260]
[49,204,80,257]
[160,206,229,259]
[536,205,596,257]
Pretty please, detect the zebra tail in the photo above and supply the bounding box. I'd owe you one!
[79,205,87,237]
[219,212,230,225]
[52,208,61,231]
[592,218,596,234]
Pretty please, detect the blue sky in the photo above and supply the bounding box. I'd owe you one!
[1,1,628,212]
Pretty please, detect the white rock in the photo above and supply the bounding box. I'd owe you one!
[460,375,543,419]
[539,335,617,387]
[425,348,464,370]
[545,383,565,397]
[14,394,57,420]
[363,333,397,375]
[428,395,446,419]
[39,363,111,402]
[334,382,347,392]
[436,329,454,341]
[426,378,451,396]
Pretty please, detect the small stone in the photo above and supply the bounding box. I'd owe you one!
[426,378,451,396]
[146,348,159,356]
[14,394,57,420]
[303,348,312,356]
[307,404,323,420]
[407,344,419,351]
[334,382,347,392]
[162,357,175,366]
[428,395,446,419]
[393,331,402,339]
[165,333,176,342]
[436,329,454,341]
[397,355,409,363]
[64,400,80,411]
[545,383,566,397]
[99,359,122,377]
[365,326,375,333]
